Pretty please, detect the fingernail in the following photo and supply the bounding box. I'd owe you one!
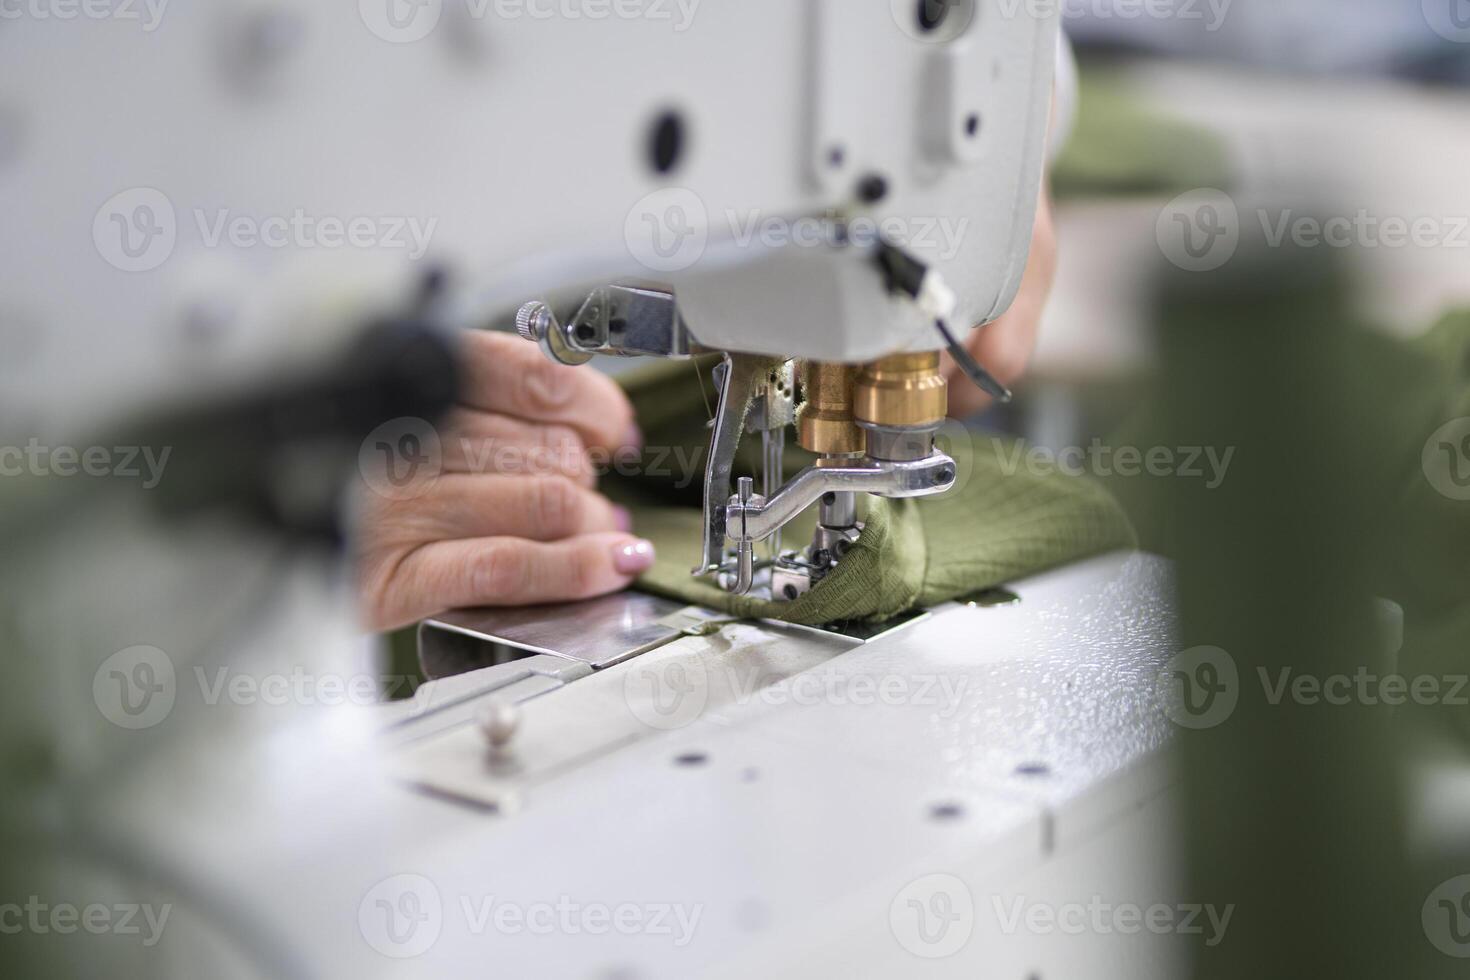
[613,506,633,533]
[622,423,644,452]
[613,539,656,575]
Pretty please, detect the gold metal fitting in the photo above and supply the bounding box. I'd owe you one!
[853,351,948,428]
[796,361,864,455]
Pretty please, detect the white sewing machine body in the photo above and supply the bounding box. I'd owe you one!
[3,0,1056,423]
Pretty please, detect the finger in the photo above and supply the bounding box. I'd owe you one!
[440,408,596,487]
[373,473,630,545]
[362,533,657,629]
[947,185,1057,418]
[458,330,640,453]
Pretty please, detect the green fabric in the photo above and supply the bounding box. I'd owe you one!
[610,361,1137,626]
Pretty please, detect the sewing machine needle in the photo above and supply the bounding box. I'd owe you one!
[762,427,784,560]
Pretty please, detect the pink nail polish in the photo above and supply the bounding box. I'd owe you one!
[622,423,644,452]
[614,539,656,575]
[613,506,633,533]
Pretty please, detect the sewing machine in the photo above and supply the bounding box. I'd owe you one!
[0,4,1210,978]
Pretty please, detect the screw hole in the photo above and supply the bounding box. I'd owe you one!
[929,801,966,821]
[856,173,889,204]
[675,751,708,768]
[916,0,952,34]
[1015,762,1050,778]
[828,145,846,169]
[965,113,981,138]
[649,110,686,176]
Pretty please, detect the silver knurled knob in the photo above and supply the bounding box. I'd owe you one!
[515,301,550,342]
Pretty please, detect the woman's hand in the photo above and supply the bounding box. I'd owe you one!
[354,331,654,632]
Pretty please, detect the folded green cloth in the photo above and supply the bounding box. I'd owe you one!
[610,361,1136,625]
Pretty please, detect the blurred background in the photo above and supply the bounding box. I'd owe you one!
[3,1,1469,978]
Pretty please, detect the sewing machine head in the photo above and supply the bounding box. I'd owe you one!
[497,2,1062,602]
[512,254,1009,602]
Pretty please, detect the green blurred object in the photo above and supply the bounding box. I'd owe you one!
[1105,305,1470,744]
[609,361,1136,626]
[1053,64,1233,200]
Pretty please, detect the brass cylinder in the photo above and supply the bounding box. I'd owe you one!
[853,351,948,428]
[796,361,864,455]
